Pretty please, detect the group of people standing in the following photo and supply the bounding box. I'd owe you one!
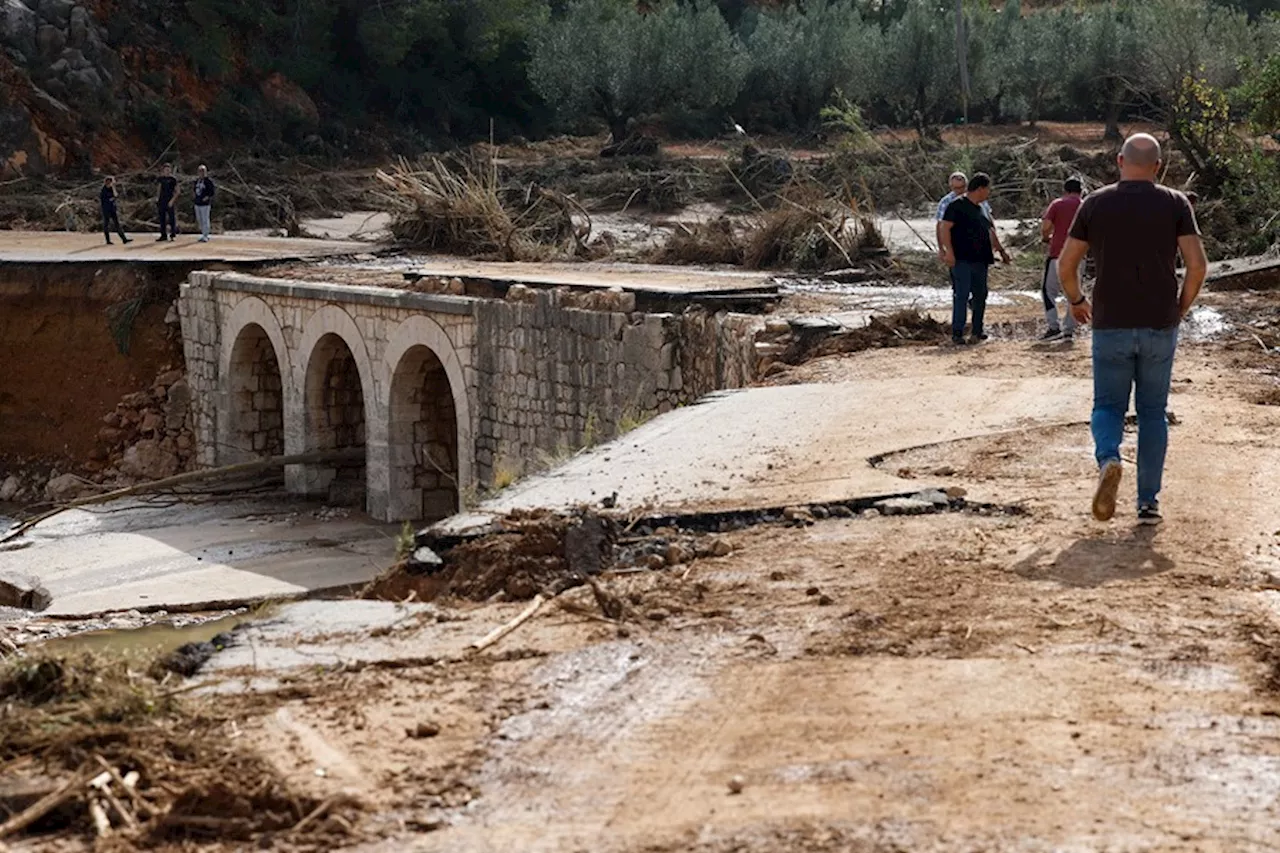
[934,133,1208,528]
[99,163,217,245]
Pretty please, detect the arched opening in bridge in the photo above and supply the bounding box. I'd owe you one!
[304,333,368,508]
[388,345,459,521]
[225,323,284,463]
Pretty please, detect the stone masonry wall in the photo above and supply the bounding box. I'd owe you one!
[178,272,761,521]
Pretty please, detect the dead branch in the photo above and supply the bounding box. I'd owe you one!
[0,767,94,840]
[469,594,547,652]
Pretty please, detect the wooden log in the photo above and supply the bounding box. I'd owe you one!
[0,767,92,840]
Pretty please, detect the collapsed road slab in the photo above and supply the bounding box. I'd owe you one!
[437,376,1091,535]
[0,231,369,263]
[0,498,397,617]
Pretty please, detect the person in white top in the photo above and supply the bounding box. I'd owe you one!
[935,171,1010,264]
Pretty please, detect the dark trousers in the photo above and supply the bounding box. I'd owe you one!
[158,202,176,238]
[102,207,126,241]
[950,260,989,340]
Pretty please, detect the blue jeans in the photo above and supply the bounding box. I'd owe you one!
[1091,327,1179,506]
[951,261,989,340]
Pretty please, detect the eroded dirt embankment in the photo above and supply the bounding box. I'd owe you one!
[0,262,186,467]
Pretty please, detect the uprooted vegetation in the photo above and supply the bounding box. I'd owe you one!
[0,651,355,849]
[375,156,596,261]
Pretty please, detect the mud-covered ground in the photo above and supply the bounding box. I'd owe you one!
[9,286,1275,851]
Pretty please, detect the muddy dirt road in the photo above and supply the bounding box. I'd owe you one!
[131,298,1278,853]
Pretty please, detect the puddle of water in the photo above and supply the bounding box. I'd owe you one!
[37,611,251,661]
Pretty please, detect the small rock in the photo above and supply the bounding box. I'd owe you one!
[0,475,19,502]
[875,497,934,516]
[861,508,881,519]
[932,466,957,477]
[945,486,968,499]
[829,505,854,518]
[783,506,814,525]
[410,546,444,570]
[665,543,689,566]
[643,554,666,571]
[769,570,785,581]
[912,489,950,507]
[810,505,830,519]
[44,473,88,502]
[407,721,441,739]
[727,775,745,795]
[805,586,821,596]
[817,594,834,606]
[708,538,733,557]
[646,608,670,622]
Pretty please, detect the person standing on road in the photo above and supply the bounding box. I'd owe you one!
[1057,134,1207,526]
[99,177,131,245]
[156,163,178,241]
[193,165,215,243]
[935,170,1011,266]
[940,173,1002,345]
[1038,177,1084,341]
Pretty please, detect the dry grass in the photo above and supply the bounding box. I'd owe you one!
[648,218,743,266]
[743,186,881,272]
[375,156,590,261]
[0,650,355,849]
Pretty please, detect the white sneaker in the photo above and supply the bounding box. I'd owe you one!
[1092,460,1123,522]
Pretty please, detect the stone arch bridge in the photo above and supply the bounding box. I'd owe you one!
[179,271,760,523]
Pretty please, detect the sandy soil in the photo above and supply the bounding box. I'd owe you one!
[61,289,1272,853]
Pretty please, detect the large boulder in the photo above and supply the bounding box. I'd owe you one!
[44,472,88,502]
[2,0,39,60]
[120,439,179,481]
[259,72,319,126]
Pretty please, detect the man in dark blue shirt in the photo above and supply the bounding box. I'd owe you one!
[99,176,131,245]
[156,163,178,241]
[939,173,999,345]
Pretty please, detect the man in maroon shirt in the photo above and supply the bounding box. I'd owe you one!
[1038,177,1083,341]
[1058,134,1207,526]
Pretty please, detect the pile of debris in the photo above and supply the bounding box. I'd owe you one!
[755,309,949,372]
[90,368,196,488]
[362,508,738,605]
[0,651,356,849]
[374,157,592,261]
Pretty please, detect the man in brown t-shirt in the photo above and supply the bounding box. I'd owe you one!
[1057,133,1207,526]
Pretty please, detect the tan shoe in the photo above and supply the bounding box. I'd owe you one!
[1092,460,1123,521]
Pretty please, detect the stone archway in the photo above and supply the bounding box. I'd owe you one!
[223,323,285,464]
[302,332,369,507]
[387,345,460,522]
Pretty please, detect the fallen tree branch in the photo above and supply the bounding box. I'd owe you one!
[0,448,364,545]
[469,594,547,652]
[0,767,94,840]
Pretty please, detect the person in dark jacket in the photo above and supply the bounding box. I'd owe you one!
[156,163,178,241]
[99,177,131,245]
[193,165,216,242]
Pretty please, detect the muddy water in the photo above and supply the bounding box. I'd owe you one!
[38,611,249,659]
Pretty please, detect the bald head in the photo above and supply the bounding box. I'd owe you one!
[1118,133,1162,180]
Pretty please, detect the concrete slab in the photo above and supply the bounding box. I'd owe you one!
[440,376,1090,533]
[396,257,777,296]
[0,231,369,263]
[0,497,397,616]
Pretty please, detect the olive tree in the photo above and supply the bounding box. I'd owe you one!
[745,0,881,130]
[877,0,958,136]
[528,0,746,142]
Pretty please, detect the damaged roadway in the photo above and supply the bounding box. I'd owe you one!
[7,300,1280,850]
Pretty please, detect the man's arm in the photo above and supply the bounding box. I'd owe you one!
[1040,218,1054,245]
[939,221,956,268]
[1178,234,1208,318]
[1058,236,1091,323]
[990,224,1011,264]
[935,220,946,259]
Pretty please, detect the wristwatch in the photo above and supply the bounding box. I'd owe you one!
[1070,294,1087,305]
